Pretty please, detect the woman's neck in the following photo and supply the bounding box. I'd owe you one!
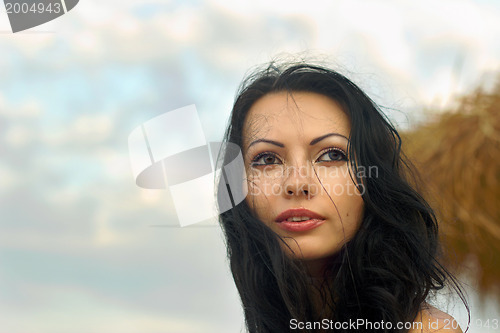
[301,255,342,320]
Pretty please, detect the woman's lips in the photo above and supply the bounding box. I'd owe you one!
[274,208,325,232]
[276,219,325,232]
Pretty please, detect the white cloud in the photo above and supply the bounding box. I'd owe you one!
[0,284,236,333]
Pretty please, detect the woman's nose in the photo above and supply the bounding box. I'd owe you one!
[282,163,319,199]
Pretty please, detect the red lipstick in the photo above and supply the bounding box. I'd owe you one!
[274,208,325,232]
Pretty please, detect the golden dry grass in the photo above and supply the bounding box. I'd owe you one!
[402,81,500,300]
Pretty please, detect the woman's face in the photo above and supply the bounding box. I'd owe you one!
[242,91,365,266]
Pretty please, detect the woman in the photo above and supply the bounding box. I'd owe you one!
[217,62,468,332]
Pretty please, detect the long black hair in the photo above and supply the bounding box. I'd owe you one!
[217,62,468,332]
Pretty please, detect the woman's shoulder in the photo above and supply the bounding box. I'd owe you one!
[409,304,463,333]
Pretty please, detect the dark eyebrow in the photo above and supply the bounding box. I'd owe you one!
[247,133,349,150]
[309,133,349,145]
[247,139,285,150]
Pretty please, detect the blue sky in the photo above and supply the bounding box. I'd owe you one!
[0,0,499,332]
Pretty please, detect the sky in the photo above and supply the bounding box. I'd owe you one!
[0,0,499,332]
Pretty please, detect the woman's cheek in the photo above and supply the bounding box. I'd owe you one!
[323,171,365,224]
[245,176,274,223]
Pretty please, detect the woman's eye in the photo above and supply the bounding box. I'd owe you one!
[317,148,347,162]
[251,153,281,166]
